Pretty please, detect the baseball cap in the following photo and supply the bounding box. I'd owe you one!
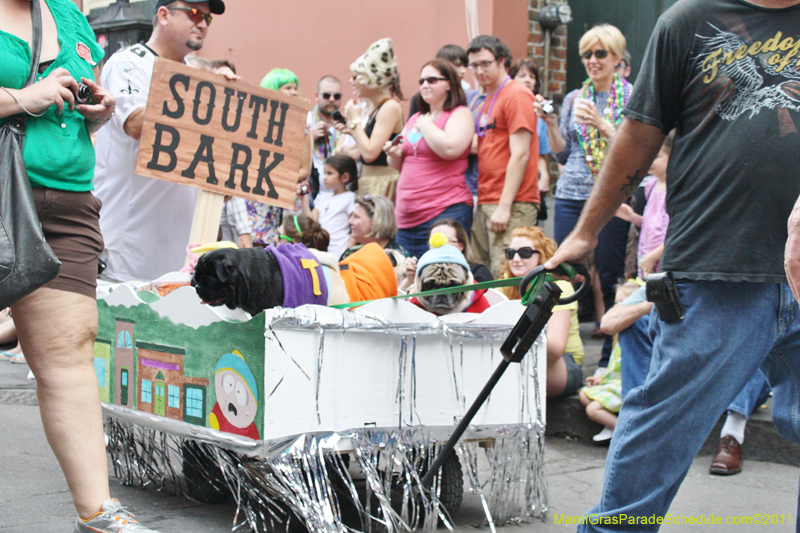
[155,0,225,16]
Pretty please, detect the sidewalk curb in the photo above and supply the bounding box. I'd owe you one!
[545,395,800,466]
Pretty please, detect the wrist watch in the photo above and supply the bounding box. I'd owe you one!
[348,120,360,130]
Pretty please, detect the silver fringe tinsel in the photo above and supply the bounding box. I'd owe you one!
[105,417,546,532]
[103,303,548,532]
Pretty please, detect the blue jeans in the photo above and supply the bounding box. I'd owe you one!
[555,198,630,366]
[727,368,771,418]
[578,282,800,532]
[618,313,772,416]
[618,314,651,399]
[395,202,473,260]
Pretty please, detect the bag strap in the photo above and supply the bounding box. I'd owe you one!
[26,0,43,88]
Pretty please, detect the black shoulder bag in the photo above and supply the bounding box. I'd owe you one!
[0,0,62,309]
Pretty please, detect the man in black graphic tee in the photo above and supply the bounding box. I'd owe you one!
[545,1,800,529]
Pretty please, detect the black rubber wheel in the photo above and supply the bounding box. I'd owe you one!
[418,451,464,518]
[435,452,464,516]
[381,449,464,526]
[181,440,233,504]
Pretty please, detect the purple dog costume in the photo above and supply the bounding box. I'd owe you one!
[268,243,328,307]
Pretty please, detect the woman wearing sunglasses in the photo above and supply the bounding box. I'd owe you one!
[534,23,632,367]
[499,227,585,398]
[384,59,475,260]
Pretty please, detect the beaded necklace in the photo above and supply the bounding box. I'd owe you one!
[476,76,511,138]
[312,106,341,160]
[574,73,631,178]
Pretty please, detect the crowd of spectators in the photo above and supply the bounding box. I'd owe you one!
[5,0,797,529]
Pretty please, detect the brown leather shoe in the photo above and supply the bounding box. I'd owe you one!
[710,435,742,475]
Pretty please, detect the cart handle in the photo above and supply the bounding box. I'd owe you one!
[519,263,590,306]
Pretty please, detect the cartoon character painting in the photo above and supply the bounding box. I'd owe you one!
[208,350,260,440]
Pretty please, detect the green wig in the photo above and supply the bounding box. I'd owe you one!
[260,68,299,91]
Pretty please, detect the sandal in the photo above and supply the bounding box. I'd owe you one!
[9,353,26,364]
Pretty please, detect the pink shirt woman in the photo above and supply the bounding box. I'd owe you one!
[384,59,475,259]
[394,109,472,228]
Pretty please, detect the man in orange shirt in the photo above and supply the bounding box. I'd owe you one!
[466,35,540,275]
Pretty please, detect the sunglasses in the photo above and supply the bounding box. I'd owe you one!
[419,76,447,86]
[582,49,609,60]
[359,194,377,216]
[504,247,539,260]
[322,92,341,100]
[167,6,212,25]
[467,59,499,71]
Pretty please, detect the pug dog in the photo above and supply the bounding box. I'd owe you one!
[192,247,284,316]
[413,262,475,315]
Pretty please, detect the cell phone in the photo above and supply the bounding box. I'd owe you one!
[646,272,684,323]
[331,109,346,124]
[391,135,403,146]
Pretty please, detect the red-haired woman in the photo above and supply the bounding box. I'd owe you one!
[499,226,585,398]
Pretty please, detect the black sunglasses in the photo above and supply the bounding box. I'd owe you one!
[167,6,212,25]
[505,247,539,260]
[582,49,609,60]
[322,92,341,100]
[418,76,447,86]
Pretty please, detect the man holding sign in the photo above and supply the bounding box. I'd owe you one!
[94,0,226,282]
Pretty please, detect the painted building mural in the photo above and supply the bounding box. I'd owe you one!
[93,293,266,439]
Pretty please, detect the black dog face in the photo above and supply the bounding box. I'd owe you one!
[415,263,472,315]
[191,248,284,316]
[192,249,237,308]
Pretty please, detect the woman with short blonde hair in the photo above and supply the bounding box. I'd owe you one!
[339,194,408,261]
[578,23,627,59]
[534,23,632,367]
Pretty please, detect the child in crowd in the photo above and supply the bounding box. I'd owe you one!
[579,280,640,442]
[300,155,358,260]
[616,131,674,278]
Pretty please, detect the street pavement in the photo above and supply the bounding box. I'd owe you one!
[1,327,798,532]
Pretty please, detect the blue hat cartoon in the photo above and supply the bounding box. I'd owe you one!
[215,350,258,403]
[209,350,260,439]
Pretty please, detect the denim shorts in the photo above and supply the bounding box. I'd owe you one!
[559,352,583,398]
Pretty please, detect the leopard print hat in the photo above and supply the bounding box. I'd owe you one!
[350,38,398,90]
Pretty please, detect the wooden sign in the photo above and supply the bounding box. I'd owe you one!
[135,58,311,209]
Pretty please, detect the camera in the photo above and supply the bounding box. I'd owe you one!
[646,272,684,323]
[331,109,346,124]
[540,99,556,116]
[75,83,92,105]
[299,184,309,196]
